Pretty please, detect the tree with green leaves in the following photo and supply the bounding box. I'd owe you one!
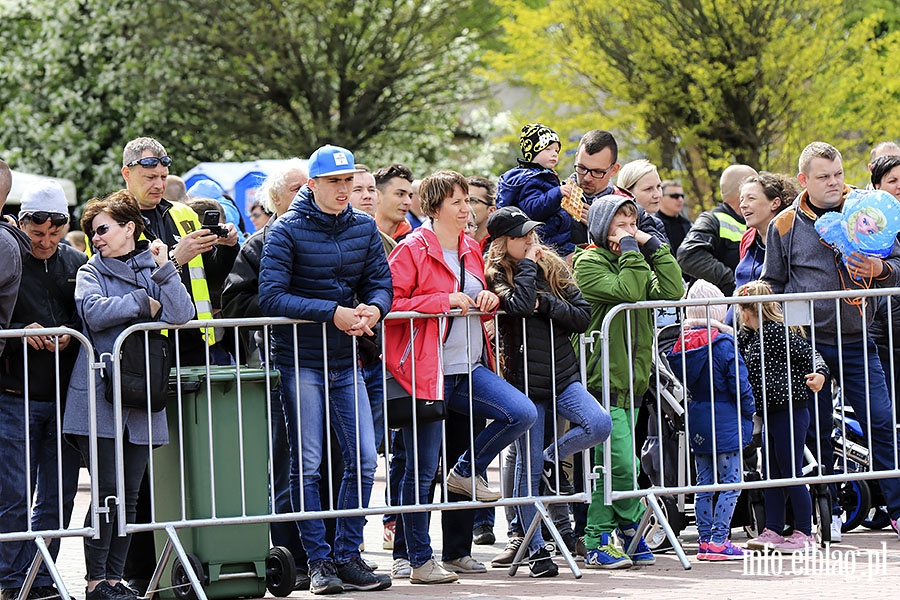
[0,0,500,202]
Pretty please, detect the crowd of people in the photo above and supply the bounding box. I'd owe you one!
[3,126,900,599]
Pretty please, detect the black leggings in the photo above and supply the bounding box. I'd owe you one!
[75,436,149,582]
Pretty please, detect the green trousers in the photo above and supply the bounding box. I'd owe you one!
[584,405,644,549]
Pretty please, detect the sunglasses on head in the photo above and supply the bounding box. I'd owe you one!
[21,211,69,227]
[125,156,172,169]
[93,222,127,237]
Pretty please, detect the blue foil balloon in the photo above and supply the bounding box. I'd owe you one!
[816,189,900,278]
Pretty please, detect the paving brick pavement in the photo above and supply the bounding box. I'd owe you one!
[53,470,900,600]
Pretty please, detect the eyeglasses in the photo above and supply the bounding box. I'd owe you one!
[665,193,685,199]
[20,211,69,227]
[250,211,266,219]
[125,156,172,169]
[467,196,494,207]
[574,163,615,179]
[93,222,127,237]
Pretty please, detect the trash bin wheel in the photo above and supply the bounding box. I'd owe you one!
[266,546,297,597]
[172,553,205,600]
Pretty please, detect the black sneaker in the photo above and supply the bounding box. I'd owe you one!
[308,560,343,596]
[549,531,579,556]
[85,582,134,600]
[112,583,139,599]
[473,524,496,545]
[335,556,391,592]
[541,459,575,495]
[29,588,62,600]
[294,573,311,591]
[528,548,559,578]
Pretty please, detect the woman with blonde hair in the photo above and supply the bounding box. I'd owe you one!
[485,206,611,576]
[617,159,662,215]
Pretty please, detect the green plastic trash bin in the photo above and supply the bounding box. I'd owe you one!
[152,366,295,599]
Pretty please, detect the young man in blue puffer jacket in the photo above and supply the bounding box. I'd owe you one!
[259,144,393,595]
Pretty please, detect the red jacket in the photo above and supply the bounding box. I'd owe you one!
[385,225,494,400]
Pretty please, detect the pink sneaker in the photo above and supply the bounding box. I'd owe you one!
[746,529,785,551]
[704,540,746,561]
[775,531,814,554]
[697,540,709,560]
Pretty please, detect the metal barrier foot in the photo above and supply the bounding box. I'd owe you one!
[20,536,71,600]
[509,499,582,579]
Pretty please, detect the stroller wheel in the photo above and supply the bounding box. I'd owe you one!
[642,496,685,552]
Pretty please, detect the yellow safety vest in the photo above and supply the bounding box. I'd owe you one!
[714,210,746,243]
[165,202,216,345]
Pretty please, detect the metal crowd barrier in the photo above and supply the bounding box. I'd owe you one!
[0,327,100,600]
[107,311,591,600]
[593,287,900,570]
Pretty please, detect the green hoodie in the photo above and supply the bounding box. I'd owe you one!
[574,197,684,407]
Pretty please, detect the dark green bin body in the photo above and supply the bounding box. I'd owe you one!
[153,366,279,599]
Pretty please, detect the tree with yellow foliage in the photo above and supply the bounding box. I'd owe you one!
[485,0,900,210]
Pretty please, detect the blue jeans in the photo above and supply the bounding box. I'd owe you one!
[278,365,377,564]
[0,395,80,588]
[359,360,386,452]
[514,382,611,553]
[694,451,741,544]
[445,366,537,478]
[818,340,900,519]
[399,421,443,567]
[401,366,535,566]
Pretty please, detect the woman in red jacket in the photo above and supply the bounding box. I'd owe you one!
[384,170,537,584]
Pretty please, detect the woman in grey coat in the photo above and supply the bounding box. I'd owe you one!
[65,190,193,600]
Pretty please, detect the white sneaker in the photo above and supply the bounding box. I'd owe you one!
[391,558,411,579]
[446,468,501,502]
[830,515,842,543]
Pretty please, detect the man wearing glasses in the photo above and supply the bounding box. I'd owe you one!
[119,137,239,363]
[658,180,693,255]
[567,130,667,253]
[0,181,85,600]
[118,137,239,594]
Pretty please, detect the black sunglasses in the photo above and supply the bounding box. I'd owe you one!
[125,156,172,169]
[93,222,127,237]
[665,193,685,199]
[20,211,69,227]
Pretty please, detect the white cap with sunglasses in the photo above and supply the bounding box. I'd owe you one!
[18,181,69,224]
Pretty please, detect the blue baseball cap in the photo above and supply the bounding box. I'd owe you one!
[308,145,362,178]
